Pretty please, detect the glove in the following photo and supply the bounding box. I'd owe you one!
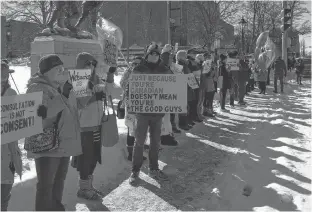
[95,91,106,101]
[37,104,47,119]
[62,81,73,98]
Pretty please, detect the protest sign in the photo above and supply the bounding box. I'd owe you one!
[227,58,239,71]
[69,69,92,97]
[1,92,43,145]
[170,63,183,74]
[202,60,212,74]
[187,73,199,89]
[103,39,118,67]
[128,74,187,113]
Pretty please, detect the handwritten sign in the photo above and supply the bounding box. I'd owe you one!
[1,92,43,144]
[128,74,187,113]
[227,58,239,71]
[170,63,183,74]
[187,73,199,89]
[202,60,212,74]
[69,69,92,97]
[103,39,118,67]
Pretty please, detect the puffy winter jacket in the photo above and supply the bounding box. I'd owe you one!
[26,74,82,158]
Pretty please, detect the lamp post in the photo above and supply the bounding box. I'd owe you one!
[239,17,247,54]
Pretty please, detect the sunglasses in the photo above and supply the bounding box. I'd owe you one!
[86,60,97,67]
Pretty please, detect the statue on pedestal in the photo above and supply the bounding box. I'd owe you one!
[40,1,103,39]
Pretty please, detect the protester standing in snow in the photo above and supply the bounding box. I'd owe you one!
[71,52,106,200]
[1,61,23,211]
[176,50,195,130]
[295,58,304,85]
[159,44,178,146]
[202,53,218,117]
[255,65,268,94]
[218,54,231,111]
[129,43,171,184]
[271,56,287,94]
[120,56,148,161]
[25,55,81,211]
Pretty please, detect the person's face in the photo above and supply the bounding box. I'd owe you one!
[131,59,141,67]
[1,67,10,84]
[84,60,97,72]
[147,52,160,63]
[44,65,68,85]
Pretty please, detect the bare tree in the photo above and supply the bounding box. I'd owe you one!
[1,1,54,28]
[186,1,242,48]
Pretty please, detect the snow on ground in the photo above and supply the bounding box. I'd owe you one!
[7,66,312,211]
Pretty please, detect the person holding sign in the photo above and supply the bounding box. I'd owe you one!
[218,54,232,111]
[176,50,195,130]
[129,42,171,184]
[71,52,106,200]
[1,61,23,211]
[25,55,81,211]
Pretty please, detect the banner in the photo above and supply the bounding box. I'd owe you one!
[1,92,43,144]
[202,60,212,74]
[227,58,239,71]
[187,73,199,89]
[103,39,118,67]
[170,63,183,74]
[128,74,187,113]
[69,69,92,97]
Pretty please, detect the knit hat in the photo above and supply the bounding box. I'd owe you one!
[220,54,227,61]
[195,54,205,62]
[76,52,97,69]
[176,50,187,61]
[161,44,172,54]
[38,54,63,74]
[144,42,161,58]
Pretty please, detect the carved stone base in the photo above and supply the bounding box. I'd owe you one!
[30,35,104,76]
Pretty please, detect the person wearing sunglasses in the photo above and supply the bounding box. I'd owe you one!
[129,42,171,185]
[71,52,106,200]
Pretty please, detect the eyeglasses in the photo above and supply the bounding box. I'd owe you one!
[86,60,97,67]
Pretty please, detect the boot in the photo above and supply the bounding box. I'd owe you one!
[88,175,104,196]
[77,179,100,200]
[161,135,178,146]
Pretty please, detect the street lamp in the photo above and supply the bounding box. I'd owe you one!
[239,17,247,54]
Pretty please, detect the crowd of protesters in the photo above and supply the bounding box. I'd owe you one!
[1,40,303,210]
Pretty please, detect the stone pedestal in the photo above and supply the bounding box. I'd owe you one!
[31,35,105,76]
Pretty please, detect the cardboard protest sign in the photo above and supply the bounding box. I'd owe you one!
[227,58,239,71]
[103,39,118,67]
[187,73,199,89]
[69,69,92,97]
[1,92,43,144]
[128,74,187,113]
[202,60,212,74]
[170,63,183,74]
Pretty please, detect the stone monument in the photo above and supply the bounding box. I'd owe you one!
[30,1,106,76]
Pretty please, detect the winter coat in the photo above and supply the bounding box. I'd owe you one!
[177,60,195,102]
[272,58,286,77]
[1,86,23,184]
[218,61,231,89]
[26,74,82,158]
[201,61,217,92]
[132,59,171,117]
[77,74,105,132]
[255,68,267,82]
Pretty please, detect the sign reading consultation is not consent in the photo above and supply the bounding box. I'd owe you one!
[128,74,187,113]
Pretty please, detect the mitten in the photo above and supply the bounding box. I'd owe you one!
[37,104,47,119]
[62,81,73,98]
